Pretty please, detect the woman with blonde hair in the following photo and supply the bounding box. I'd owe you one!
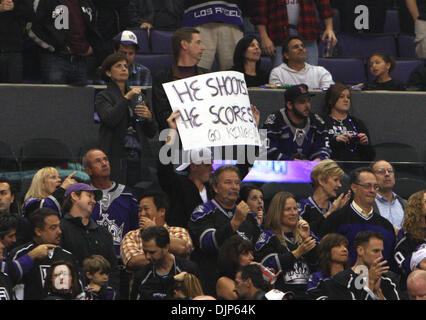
[172,272,204,299]
[393,190,426,279]
[22,167,77,217]
[299,159,351,235]
[255,191,318,299]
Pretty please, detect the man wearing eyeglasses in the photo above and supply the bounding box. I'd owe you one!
[371,160,407,234]
[320,167,396,266]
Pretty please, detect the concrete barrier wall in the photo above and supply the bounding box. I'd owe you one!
[1,85,425,162]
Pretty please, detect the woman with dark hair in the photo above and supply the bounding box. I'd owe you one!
[44,260,83,300]
[216,235,255,300]
[239,185,264,226]
[230,36,269,87]
[255,191,318,299]
[306,233,349,300]
[323,82,375,162]
[95,53,157,188]
[393,190,426,280]
[364,53,406,91]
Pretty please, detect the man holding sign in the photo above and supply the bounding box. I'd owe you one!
[152,27,207,132]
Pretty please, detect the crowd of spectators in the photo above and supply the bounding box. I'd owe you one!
[1,0,425,302]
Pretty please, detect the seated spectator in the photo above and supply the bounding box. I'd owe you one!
[171,272,204,300]
[120,191,193,272]
[323,83,375,161]
[263,84,331,161]
[255,191,318,300]
[96,53,157,187]
[269,37,334,90]
[128,0,184,32]
[410,244,426,271]
[393,190,426,283]
[130,226,199,300]
[333,231,401,300]
[230,35,269,87]
[83,255,116,300]
[60,183,120,295]
[371,160,407,233]
[320,167,396,266]
[234,264,271,300]
[188,165,261,296]
[407,62,426,91]
[363,53,406,91]
[239,185,264,226]
[216,235,254,300]
[299,160,350,236]
[114,30,151,86]
[306,233,350,300]
[43,260,83,300]
[407,269,426,300]
[22,167,77,218]
[8,208,77,300]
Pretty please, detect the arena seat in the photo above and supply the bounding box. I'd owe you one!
[367,59,424,84]
[373,142,419,162]
[0,140,20,172]
[384,10,400,34]
[333,34,397,58]
[150,29,174,54]
[318,57,366,85]
[134,54,175,76]
[129,29,151,54]
[393,177,426,200]
[397,34,416,58]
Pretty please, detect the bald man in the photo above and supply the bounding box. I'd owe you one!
[407,269,426,300]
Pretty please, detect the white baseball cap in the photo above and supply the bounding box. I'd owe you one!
[116,30,139,47]
[176,148,213,172]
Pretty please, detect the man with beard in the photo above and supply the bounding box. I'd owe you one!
[263,84,331,161]
[130,226,198,300]
[188,165,262,295]
[370,160,406,233]
[59,183,120,296]
[7,208,77,300]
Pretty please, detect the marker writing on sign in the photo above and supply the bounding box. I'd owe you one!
[172,80,203,103]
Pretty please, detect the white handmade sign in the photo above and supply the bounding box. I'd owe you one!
[163,71,261,151]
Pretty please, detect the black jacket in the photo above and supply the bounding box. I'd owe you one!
[157,160,214,228]
[26,0,102,54]
[130,255,199,300]
[0,0,34,52]
[59,213,120,294]
[0,272,13,300]
[95,81,157,185]
[408,63,426,91]
[324,114,375,161]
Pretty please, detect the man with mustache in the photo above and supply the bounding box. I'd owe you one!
[188,165,262,295]
[370,160,407,233]
[263,83,331,161]
[59,183,120,297]
[7,208,77,300]
[268,37,334,89]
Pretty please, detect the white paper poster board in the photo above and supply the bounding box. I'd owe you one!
[163,71,261,151]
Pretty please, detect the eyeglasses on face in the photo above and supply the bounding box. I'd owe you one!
[374,168,394,175]
[354,183,379,190]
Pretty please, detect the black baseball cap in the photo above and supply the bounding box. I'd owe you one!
[284,84,314,104]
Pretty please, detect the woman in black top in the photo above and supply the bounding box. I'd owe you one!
[364,53,406,91]
[323,83,375,161]
[95,53,157,187]
[230,36,269,87]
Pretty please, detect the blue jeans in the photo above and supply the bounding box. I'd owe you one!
[40,53,88,85]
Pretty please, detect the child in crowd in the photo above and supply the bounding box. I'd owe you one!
[363,53,406,91]
[83,255,116,300]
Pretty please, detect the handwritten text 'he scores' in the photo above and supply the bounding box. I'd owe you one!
[163,71,261,151]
